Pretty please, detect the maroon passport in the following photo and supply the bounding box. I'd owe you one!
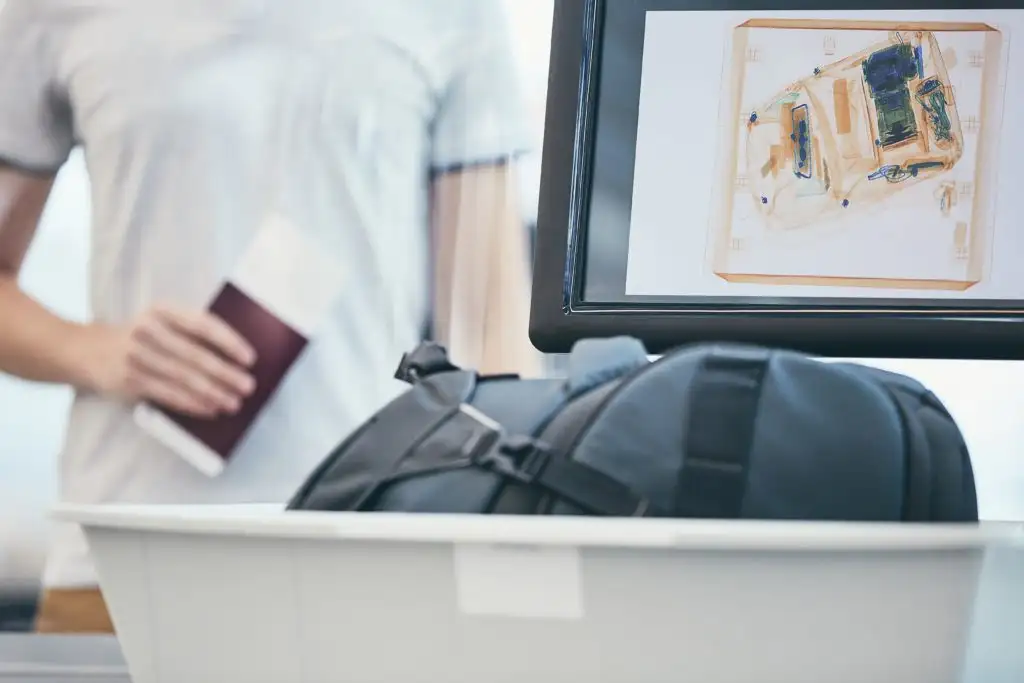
[163,282,309,460]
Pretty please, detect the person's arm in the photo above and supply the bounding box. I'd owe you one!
[427,1,541,377]
[0,169,99,387]
[0,0,101,389]
[0,166,257,415]
[431,164,538,377]
[0,0,255,417]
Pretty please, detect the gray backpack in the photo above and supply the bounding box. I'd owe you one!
[289,338,977,522]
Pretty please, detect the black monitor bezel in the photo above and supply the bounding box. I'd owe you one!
[529,0,1024,358]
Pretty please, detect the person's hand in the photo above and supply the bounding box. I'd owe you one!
[81,305,256,418]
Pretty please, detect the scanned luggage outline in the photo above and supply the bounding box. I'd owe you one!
[748,31,963,229]
[709,19,1007,291]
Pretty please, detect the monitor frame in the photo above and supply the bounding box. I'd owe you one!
[529,0,1024,358]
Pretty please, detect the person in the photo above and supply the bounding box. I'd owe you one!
[0,0,539,633]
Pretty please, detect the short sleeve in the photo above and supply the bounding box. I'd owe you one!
[429,2,532,172]
[0,0,75,173]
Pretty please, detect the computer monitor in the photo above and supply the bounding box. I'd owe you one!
[530,0,1024,358]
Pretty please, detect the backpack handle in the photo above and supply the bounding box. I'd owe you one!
[394,341,461,383]
[396,337,649,392]
[565,336,649,399]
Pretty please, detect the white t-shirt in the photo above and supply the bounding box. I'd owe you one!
[0,0,529,587]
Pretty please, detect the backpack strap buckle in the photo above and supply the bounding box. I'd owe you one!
[457,405,657,517]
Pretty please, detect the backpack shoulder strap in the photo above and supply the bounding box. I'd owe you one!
[461,405,657,517]
[525,336,651,435]
[295,338,654,514]
[676,346,772,518]
[288,367,477,510]
[484,337,652,515]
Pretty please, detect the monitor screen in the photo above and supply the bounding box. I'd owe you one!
[532,0,1024,357]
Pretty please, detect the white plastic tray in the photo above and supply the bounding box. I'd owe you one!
[55,504,1023,683]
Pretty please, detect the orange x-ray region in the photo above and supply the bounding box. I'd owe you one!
[710,19,1005,291]
[748,30,961,229]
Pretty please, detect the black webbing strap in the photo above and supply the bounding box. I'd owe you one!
[676,348,771,519]
[460,405,656,517]
[534,455,654,516]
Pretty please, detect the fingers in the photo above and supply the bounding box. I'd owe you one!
[126,369,221,418]
[128,306,257,416]
[137,318,255,396]
[126,343,244,414]
[154,305,256,367]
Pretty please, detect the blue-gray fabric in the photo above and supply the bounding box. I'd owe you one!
[295,338,977,522]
